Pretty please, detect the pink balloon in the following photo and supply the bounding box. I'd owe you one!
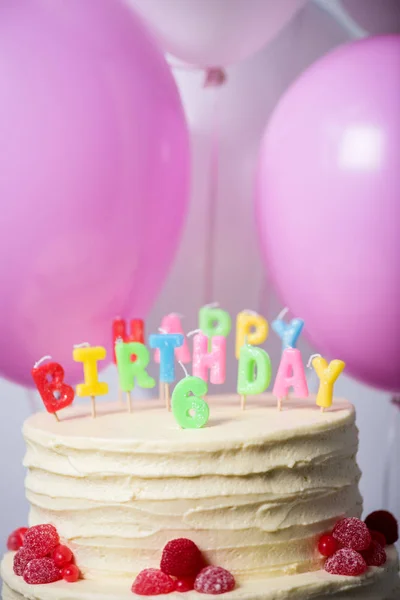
[257,36,400,392]
[128,0,308,67]
[0,0,189,387]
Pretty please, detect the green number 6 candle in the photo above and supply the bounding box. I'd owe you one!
[172,376,209,429]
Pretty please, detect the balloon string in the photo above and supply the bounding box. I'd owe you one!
[203,69,225,304]
[383,396,400,508]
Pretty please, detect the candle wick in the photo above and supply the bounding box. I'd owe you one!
[203,302,219,309]
[276,307,289,321]
[242,309,258,316]
[178,361,189,377]
[158,328,168,334]
[34,355,52,368]
[73,342,90,348]
[115,336,124,345]
[187,328,201,337]
[307,353,321,368]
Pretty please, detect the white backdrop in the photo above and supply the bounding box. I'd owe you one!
[1,0,399,551]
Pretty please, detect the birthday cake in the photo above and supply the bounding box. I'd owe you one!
[1,395,400,599]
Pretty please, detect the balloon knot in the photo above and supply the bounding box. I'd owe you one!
[391,395,400,410]
[204,68,227,88]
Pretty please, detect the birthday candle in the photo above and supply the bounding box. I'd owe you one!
[235,311,269,359]
[73,345,108,418]
[273,348,308,410]
[115,341,155,402]
[237,345,272,410]
[311,355,345,411]
[192,333,226,384]
[154,314,190,363]
[112,318,144,364]
[199,304,231,340]
[272,308,304,351]
[31,357,74,421]
[171,375,209,429]
[150,333,184,383]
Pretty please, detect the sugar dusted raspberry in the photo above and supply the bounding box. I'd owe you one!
[132,569,175,595]
[52,545,73,568]
[362,540,387,567]
[194,566,236,594]
[325,549,367,576]
[332,517,371,551]
[62,564,80,583]
[175,577,195,592]
[13,547,35,576]
[7,528,28,551]
[318,534,338,557]
[369,530,387,547]
[160,538,203,578]
[23,557,62,584]
[24,524,59,558]
[365,511,398,545]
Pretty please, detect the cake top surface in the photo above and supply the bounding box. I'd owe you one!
[23,394,355,453]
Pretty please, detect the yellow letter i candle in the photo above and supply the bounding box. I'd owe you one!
[72,343,108,418]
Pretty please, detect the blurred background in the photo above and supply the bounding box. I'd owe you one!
[0,0,399,551]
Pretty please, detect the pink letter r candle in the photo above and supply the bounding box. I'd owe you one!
[192,333,226,384]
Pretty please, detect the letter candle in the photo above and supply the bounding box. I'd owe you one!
[154,313,191,364]
[149,333,184,411]
[73,343,108,418]
[112,317,145,403]
[272,307,304,351]
[31,356,75,421]
[308,354,345,412]
[199,303,231,350]
[273,348,308,411]
[115,341,155,412]
[235,310,269,359]
[192,333,226,384]
[237,343,272,410]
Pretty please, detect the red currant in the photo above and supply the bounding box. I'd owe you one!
[7,528,28,552]
[52,545,73,568]
[318,534,338,557]
[175,577,195,592]
[62,564,80,583]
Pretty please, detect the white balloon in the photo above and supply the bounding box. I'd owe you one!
[127,0,308,67]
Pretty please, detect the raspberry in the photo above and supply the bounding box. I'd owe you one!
[365,511,398,545]
[132,569,175,595]
[52,545,73,568]
[23,557,62,584]
[332,517,371,551]
[24,524,59,558]
[194,566,236,594]
[175,577,195,592]
[369,530,387,547]
[24,525,60,558]
[62,564,80,583]
[160,538,203,578]
[318,534,338,557]
[13,547,35,576]
[325,549,367,576]
[362,540,387,567]
[7,528,28,551]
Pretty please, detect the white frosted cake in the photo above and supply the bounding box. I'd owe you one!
[2,395,399,599]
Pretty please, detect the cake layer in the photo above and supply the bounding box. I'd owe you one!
[22,395,361,581]
[2,549,400,599]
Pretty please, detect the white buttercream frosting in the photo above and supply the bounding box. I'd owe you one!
[21,395,363,581]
